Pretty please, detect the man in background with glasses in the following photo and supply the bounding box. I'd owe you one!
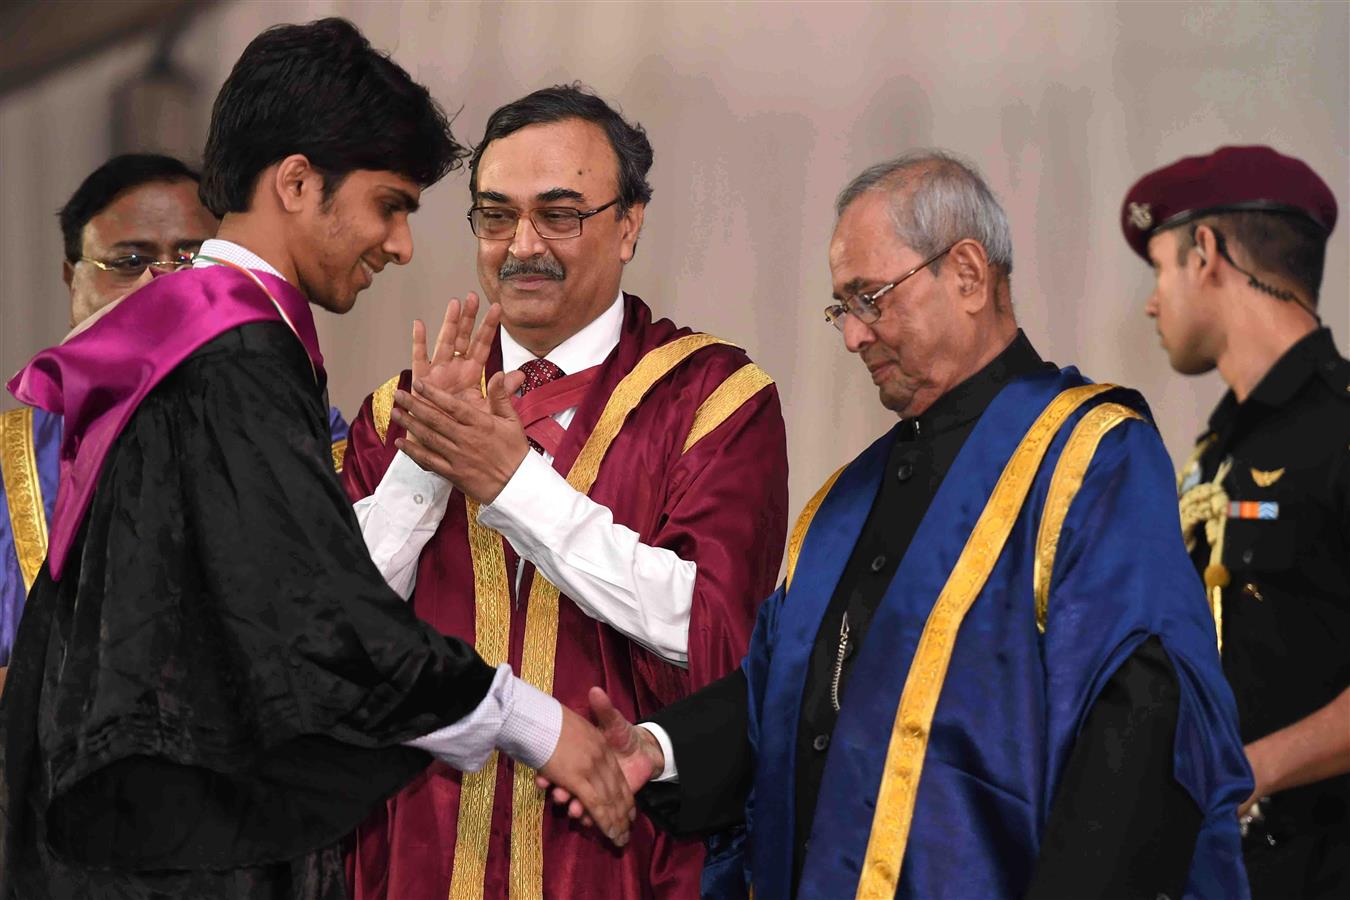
[557,150,1254,898]
[0,154,350,694]
[341,84,789,899]
[1123,145,1349,899]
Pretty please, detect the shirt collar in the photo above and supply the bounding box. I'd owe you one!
[902,330,1048,439]
[1207,326,1339,433]
[193,239,286,281]
[500,290,624,376]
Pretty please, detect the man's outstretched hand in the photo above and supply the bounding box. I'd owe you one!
[536,687,665,826]
[535,702,637,847]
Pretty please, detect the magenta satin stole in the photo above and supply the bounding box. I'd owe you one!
[7,266,324,579]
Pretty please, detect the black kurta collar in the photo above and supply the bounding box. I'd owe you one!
[901,329,1048,440]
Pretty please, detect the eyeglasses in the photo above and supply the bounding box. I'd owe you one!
[823,243,956,331]
[78,252,196,280]
[467,198,621,240]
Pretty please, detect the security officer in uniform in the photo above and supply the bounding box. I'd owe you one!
[1122,145,1350,899]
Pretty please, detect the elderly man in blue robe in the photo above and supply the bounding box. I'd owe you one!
[0,154,349,682]
[547,150,1254,899]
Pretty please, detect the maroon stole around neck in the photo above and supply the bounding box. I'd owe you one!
[510,365,601,459]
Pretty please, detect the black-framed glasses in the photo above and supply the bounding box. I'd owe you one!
[78,252,196,280]
[467,198,621,240]
[823,243,956,331]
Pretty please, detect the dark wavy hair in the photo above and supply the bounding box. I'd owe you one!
[200,17,467,216]
[59,154,202,263]
[470,83,653,214]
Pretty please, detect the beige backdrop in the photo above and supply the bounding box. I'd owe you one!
[2,0,1347,525]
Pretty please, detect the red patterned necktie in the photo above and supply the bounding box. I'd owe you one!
[518,358,566,453]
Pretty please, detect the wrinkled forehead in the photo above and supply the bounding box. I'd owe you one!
[475,119,620,202]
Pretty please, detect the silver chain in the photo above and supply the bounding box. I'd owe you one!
[830,611,850,712]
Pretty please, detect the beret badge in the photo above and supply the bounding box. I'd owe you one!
[1128,202,1153,231]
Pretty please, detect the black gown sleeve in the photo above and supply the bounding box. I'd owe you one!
[3,324,498,877]
[639,668,753,835]
[1025,636,1203,900]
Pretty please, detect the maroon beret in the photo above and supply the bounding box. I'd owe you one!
[1120,145,1337,260]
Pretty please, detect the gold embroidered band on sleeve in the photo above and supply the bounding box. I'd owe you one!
[682,363,774,454]
[0,407,49,590]
[855,383,1113,898]
[448,498,515,900]
[372,374,400,443]
[1033,403,1142,632]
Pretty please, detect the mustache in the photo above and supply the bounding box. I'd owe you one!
[499,255,565,281]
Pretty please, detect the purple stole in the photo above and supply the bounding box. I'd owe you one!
[6,265,324,580]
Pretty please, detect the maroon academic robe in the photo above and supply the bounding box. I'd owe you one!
[342,295,789,898]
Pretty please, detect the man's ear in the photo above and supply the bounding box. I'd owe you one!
[272,155,322,214]
[62,259,75,290]
[1192,226,1220,278]
[949,239,990,310]
[618,202,646,264]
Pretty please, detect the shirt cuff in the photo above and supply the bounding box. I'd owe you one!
[637,722,679,783]
[384,449,453,508]
[498,676,564,771]
[403,664,562,772]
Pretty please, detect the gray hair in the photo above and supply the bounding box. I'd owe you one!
[835,149,1014,275]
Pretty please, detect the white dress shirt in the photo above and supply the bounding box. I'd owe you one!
[195,239,562,772]
[353,291,699,665]
[193,238,286,279]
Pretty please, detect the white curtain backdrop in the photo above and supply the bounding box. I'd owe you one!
[2,0,1346,524]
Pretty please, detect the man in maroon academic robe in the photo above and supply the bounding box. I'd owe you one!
[343,85,789,897]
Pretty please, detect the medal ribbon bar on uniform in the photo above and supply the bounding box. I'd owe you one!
[1227,500,1279,520]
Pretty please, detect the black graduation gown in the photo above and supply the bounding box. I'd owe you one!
[0,322,497,898]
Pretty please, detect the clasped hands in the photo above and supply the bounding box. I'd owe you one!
[391,293,529,505]
[537,687,667,831]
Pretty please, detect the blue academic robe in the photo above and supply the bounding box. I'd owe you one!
[0,405,348,666]
[742,367,1252,899]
